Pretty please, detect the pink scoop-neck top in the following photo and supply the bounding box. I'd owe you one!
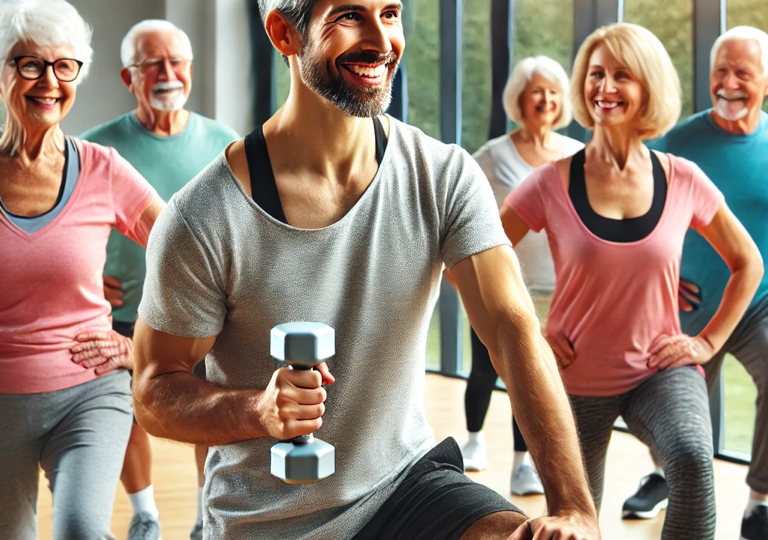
[506,154,723,396]
[0,139,156,394]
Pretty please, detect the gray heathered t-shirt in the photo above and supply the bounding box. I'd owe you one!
[139,118,510,539]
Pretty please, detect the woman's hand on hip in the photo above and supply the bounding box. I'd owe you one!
[70,331,135,375]
[544,331,575,369]
[647,334,715,370]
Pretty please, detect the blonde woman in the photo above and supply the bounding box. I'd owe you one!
[461,56,583,497]
[501,23,762,539]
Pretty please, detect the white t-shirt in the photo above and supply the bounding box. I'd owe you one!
[472,133,584,293]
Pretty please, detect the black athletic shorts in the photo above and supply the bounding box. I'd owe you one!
[352,437,523,540]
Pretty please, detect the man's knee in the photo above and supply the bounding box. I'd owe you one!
[460,510,528,540]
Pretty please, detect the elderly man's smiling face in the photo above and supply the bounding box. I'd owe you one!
[710,39,768,123]
[127,30,192,113]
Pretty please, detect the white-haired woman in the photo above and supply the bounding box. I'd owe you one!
[460,56,583,496]
[502,23,762,539]
[0,1,163,538]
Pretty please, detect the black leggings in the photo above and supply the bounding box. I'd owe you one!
[465,328,527,452]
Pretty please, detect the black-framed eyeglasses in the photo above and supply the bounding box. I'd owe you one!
[13,56,83,82]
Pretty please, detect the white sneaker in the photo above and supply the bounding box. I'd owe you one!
[460,437,488,471]
[511,464,544,495]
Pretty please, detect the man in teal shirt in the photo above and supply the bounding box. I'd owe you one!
[81,19,237,540]
[624,26,768,540]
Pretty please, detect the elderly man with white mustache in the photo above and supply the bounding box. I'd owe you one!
[79,19,238,540]
[622,25,768,540]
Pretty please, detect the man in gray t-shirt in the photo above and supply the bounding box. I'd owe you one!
[133,1,600,539]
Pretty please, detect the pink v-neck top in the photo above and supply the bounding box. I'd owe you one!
[506,154,723,396]
[0,139,156,394]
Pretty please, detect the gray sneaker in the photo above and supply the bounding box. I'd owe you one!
[127,511,161,540]
[510,464,545,496]
[190,522,203,540]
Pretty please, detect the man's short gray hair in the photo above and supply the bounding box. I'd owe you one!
[711,25,768,77]
[257,0,321,36]
[503,56,573,130]
[120,19,193,68]
[0,0,93,83]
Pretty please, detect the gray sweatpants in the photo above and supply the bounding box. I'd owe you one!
[0,370,133,540]
[703,294,768,494]
[570,366,715,540]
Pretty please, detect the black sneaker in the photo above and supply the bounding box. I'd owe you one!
[741,505,768,540]
[622,473,669,519]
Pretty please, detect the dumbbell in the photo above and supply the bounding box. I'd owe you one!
[270,322,336,484]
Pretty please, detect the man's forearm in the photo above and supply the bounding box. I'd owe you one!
[134,372,268,446]
[492,317,597,518]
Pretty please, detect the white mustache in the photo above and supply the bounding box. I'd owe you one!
[717,90,749,100]
[151,81,184,93]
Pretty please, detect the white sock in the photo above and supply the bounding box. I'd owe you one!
[128,485,159,519]
[196,486,204,526]
[654,466,665,479]
[467,431,485,445]
[512,451,531,473]
[745,494,768,516]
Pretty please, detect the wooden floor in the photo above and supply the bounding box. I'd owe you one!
[37,373,749,539]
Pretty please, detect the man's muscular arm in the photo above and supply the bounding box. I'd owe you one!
[132,319,333,446]
[452,245,600,539]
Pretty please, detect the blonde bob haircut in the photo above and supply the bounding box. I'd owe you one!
[570,23,681,140]
[503,56,573,130]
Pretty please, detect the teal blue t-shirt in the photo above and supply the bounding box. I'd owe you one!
[648,109,768,335]
[80,112,238,322]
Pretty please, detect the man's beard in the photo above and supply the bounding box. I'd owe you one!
[150,81,188,112]
[298,44,398,118]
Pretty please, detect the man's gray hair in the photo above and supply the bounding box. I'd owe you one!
[711,25,768,77]
[0,0,93,82]
[257,0,321,36]
[120,19,193,68]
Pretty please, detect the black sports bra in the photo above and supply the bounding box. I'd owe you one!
[568,149,667,242]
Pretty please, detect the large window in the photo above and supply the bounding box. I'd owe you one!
[723,355,757,457]
[460,0,492,154]
[727,0,768,113]
[623,0,694,118]
[405,0,440,139]
[513,0,574,77]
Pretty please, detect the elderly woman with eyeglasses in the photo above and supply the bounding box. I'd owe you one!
[502,23,763,539]
[0,1,163,538]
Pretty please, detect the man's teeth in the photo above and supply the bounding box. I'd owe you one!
[348,64,385,78]
[597,101,618,109]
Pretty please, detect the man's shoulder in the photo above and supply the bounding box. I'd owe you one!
[389,117,472,166]
[79,113,133,143]
[189,112,239,141]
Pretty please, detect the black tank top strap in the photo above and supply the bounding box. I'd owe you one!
[568,148,667,243]
[373,116,387,165]
[246,118,387,224]
[245,125,287,224]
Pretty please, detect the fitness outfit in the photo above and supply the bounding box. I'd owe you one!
[506,152,724,540]
[139,117,521,539]
[0,139,156,539]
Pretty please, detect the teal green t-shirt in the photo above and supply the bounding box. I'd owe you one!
[648,109,768,335]
[80,112,238,322]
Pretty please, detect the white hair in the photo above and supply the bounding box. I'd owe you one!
[502,56,573,130]
[120,19,193,68]
[0,0,93,80]
[0,0,92,156]
[711,26,768,77]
